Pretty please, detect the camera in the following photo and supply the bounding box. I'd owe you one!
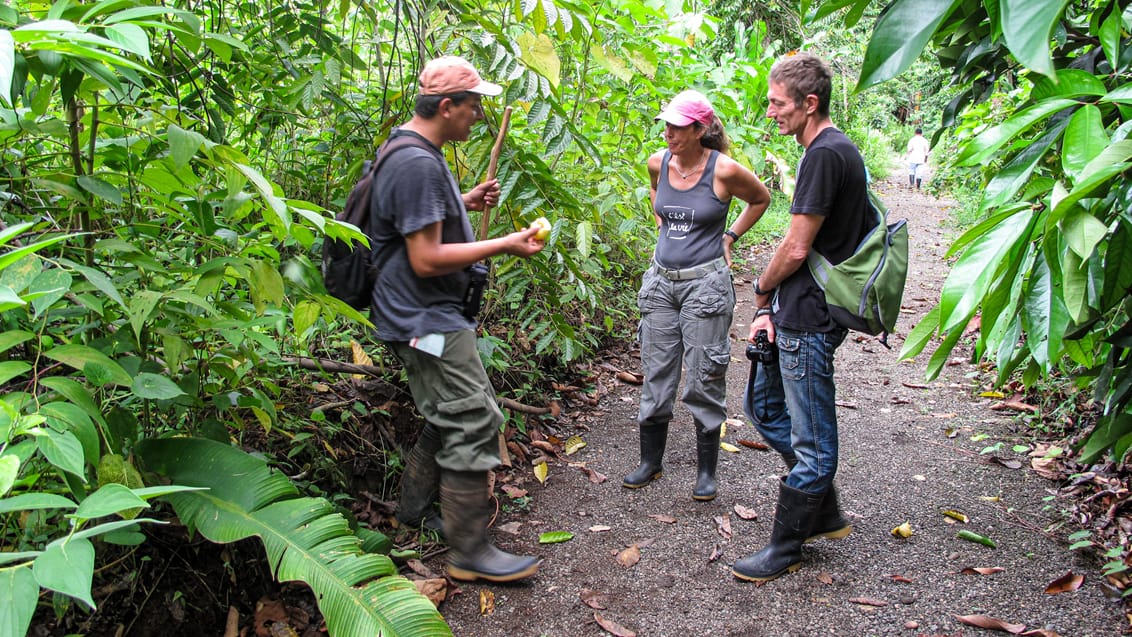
[745,330,777,363]
[462,263,489,319]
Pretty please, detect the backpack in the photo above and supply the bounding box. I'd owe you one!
[807,189,908,345]
[321,135,431,309]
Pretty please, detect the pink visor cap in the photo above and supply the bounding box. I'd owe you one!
[419,56,503,97]
[655,90,715,127]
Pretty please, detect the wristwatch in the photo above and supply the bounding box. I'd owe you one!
[753,278,772,296]
[723,229,740,242]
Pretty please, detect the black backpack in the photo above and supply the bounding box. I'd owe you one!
[321,135,432,309]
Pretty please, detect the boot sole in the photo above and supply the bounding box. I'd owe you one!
[731,562,801,583]
[805,525,852,544]
[621,471,662,488]
[447,561,539,583]
[692,492,717,501]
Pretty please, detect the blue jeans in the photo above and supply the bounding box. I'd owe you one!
[742,326,847,493]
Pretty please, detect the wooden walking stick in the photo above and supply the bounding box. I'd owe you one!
[478,105,513,241]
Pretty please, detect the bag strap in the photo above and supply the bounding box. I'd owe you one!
[364,133,441,272]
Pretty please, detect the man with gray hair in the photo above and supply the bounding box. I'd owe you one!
[735,52,873,582]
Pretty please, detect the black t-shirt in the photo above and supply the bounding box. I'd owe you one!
[368,128,477,341]
[773,127,875,333]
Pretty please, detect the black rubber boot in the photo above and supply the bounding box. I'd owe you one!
[440,470,539,582]
[732,479,823,582]
[395,424,444,535]
[622,423,668,488]
[692,424,720,501]
[781,455,850,543]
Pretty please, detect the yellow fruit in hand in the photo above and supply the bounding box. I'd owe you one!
[531,216,551,241]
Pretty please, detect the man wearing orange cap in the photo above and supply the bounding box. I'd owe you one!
[369,56,544,582]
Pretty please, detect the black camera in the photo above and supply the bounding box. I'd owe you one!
[745,330,777,363]
[462,263,489,320]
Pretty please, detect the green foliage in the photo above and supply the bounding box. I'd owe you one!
[832,0,1132,463]
[137,437,445,636]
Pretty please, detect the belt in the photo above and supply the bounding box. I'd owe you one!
[653,257,727,281]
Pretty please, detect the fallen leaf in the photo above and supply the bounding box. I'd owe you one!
[534,461,548,484]
[412,578,447,607]
[1030,456,1060,480]
[616,544,641,567]
[708,544,724,562]
[902,382,930,389]
[960,566,1004,575]
[724,417,744,427]
[578,465,608,484]
[588,525,612,532]
[932,412,957,418]
[350,340,373,378]
[980,390,1006,399]
[538,531,574,544]
[496,521,522,535]
[720,442,741,453]
[954,614,1025,633]
[530,440,559,454]
[479,589,495,615]
[714,514,732,540]
[405,559,435,578]
[594,612,637,637]
[616,371,643,385]
[942,509,969,523]
[978,495,1001,502]
[648,514,676,524]
[565,436,587,455]
[848,597,888,607]
[1019,629,1060,637]
[580,589,608,610]
[1044,571,1084,595]
[888,574,913,583]
[990,400,1038,413]
[956,529,996,548]
[733,504,758,521]
[501,484,528,499]
[549,400,561,418]
[891,522,913,538]
[816,572,833,585]
[989,456,1023,470]
[737,439,769,450]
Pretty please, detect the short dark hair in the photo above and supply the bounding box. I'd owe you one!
[415,91,476,118]
[769,52,833,117]
[915,127,923,134]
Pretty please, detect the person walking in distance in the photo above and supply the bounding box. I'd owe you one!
[623,89,771,502]
[371,56,545,582]
[905,127,930,189]
[733,53,873,582]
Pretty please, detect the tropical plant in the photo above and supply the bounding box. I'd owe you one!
[818,0,1132,463]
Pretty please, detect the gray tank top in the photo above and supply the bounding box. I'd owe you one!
[653,150,730,269]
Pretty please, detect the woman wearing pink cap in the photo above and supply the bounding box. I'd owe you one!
[624,89,771,502]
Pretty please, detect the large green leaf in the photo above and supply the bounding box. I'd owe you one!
[1000,0,1069,77]
[1021,252,1070,373]
[1061,105,1108,179]
[0,566,37,637]
[33,536,96,608]
[857,0,963,91]
[0,29,13,108]
[43,343,133,386]
[956,98,1077,166]
[137,438,451,636]
[938,208,1034,332]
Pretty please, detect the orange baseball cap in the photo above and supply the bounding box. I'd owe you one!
[419,56,502,97]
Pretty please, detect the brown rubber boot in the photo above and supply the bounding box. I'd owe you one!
[395,424,444,535]
[440,470,539,582]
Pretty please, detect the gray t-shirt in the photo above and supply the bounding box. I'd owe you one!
[368,129,476,342]
[652,150,729,269]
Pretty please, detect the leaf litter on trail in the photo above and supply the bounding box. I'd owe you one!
[648,513,676,524]
[580,589,608,610]
[714,513,732,540]
[708,543,724,562]
[954,614,1025,633]
[616,544,641,567]
[594,612,636,637]
[733,504,758,520]
[1044,570,1084,594]
[960,566,1004,575]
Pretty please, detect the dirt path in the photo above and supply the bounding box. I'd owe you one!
[434,176,1127,637]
